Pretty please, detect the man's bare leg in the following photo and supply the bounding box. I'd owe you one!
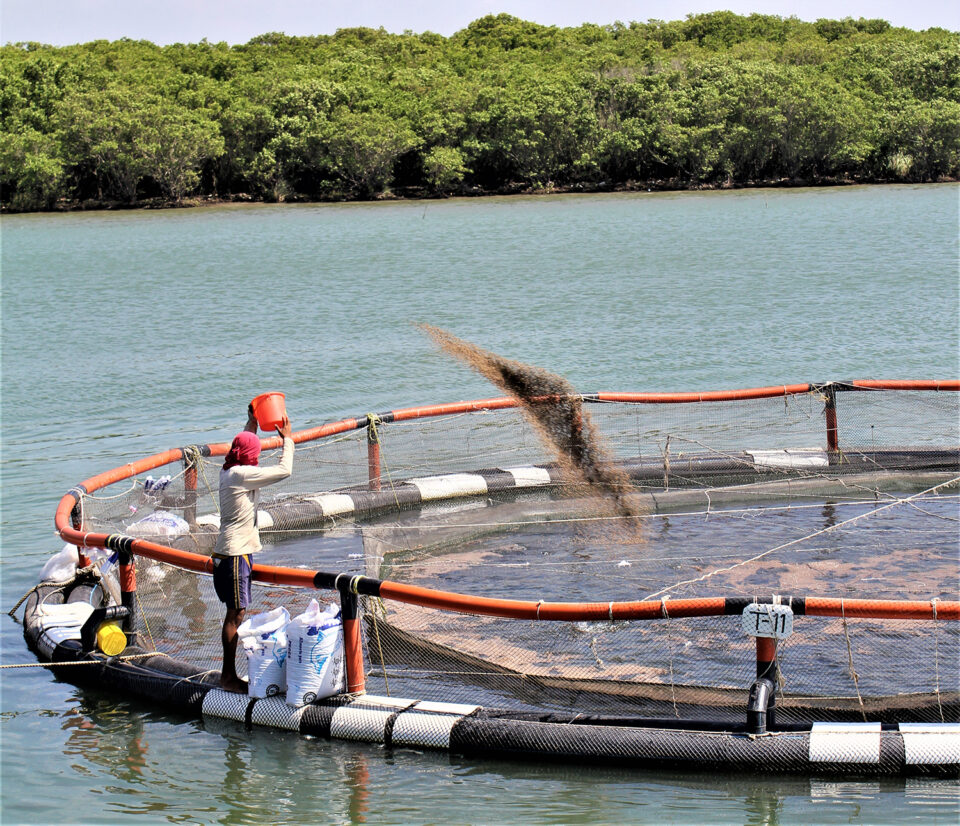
[221,607,247,693]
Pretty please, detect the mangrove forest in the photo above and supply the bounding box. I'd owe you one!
[1,12,958,210]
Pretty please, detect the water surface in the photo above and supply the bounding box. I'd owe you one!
[2,184,958,824]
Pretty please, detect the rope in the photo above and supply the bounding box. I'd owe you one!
[367,597,390,696]
[0,652,173,670]
[365,413,419,558]
[932,598,944,723]
[666,630,679,719]
[166,669,219,690]
[367,413,382,447]
[364,666,535,678]
[7,581,63,617]
[183,445,220,515]
[662,435,671,491]
[839,598,867,722]
[7,565,107,617]
[82,479,138,502]
[367,413,403,515]
[589,636,603,667]
[135,583,160,654]
[666,658,679,718]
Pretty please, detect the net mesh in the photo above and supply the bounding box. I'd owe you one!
[77,386,959,723]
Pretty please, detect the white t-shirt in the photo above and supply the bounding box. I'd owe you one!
[213,436,294,557]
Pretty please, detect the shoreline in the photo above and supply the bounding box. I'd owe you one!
[4,175,956,215]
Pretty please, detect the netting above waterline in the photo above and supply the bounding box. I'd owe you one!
[71,385,959,723]
[76,386,959,537]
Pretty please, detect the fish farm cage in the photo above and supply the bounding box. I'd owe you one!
[21,379,960,775]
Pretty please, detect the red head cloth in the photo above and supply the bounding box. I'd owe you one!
[223,431,261,470]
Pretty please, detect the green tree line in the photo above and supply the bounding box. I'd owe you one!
[2,12,958,210]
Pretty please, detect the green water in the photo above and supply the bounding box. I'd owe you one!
[2,185,958,824]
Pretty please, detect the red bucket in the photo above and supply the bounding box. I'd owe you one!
[251,392,286,432]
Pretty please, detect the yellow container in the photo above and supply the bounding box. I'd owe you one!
[96,621,126,656]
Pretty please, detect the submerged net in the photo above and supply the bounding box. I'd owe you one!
[75,384,959,723]
[353,493,958,721]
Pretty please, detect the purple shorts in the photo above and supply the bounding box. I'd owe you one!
[213,554,252,610]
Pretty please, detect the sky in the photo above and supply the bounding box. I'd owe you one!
[1,0,957,46]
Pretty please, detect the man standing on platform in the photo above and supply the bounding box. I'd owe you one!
[214,405,294,692]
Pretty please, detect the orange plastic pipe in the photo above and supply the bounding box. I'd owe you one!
[376,581,728,620]
[389,397,519,422]
[852,380,960,391]
[805,597,960,621]
[290,418,362,444]
[596,384,814,404]
[367,438,381,491]
[825,390,839,452]
[343,616,366,693]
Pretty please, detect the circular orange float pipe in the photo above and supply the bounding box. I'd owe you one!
[376,581,729,620]
[805,597,960,621]
[53,378,958,510]
[286,417,362,444]
[375,581,960,622]
[75,448,187,494]
[596,384,815,404]
[389,396,519,422]
[54,381,960,624]
[852,380,960,392]
[50,516,960,623]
